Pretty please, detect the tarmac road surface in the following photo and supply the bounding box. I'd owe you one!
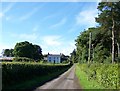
[34,64,82,90]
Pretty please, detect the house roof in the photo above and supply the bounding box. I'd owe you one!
[48,54,61,56]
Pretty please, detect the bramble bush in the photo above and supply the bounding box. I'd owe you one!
[78,63,119,89]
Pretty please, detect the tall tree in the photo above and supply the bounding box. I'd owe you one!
[3,49,14,57]
[70,49,78,63]
[96,2,120,63]
[33,44,43,60]
[13,41,34,58]
[88,32,92,63]
[13,41,43,60]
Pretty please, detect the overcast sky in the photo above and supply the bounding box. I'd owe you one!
[0,2,98,55]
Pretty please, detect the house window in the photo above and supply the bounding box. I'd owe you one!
[49,57,51,62]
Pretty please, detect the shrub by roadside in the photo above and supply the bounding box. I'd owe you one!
[76,63,119,89]
[13,57,35,62]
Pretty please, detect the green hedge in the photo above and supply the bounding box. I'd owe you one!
[13,57,35,62]
[78,63,120,89]
[0,59,12,62]
[2,62,71,89]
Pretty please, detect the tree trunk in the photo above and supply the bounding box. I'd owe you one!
[88,32,92,63]
[112,17,115,63]
[117,42,120,55]
[92,45,94,59]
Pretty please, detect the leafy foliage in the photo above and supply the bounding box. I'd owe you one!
[74,2,120,63]
[2,62,71,89]
[3,49,14,57]
[70,49,78,63]
[13,57,34,62]
[74,2,120,89]
[13,41,43,60]
[96,2,120,63]
[77,63,119,89]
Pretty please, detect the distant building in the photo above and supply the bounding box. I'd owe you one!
[47,54,61,63]
[43,54,48,61]
[44,57,48,61]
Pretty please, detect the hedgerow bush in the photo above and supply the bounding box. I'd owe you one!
[0,59,12,62]
[2,62,71,88]
[78,63,119,89]
[13,57,34,62]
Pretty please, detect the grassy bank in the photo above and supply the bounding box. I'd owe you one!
[75,63,119,89]
[75,64,105,89]
[2,62,71,90]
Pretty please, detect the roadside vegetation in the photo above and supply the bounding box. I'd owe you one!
[70,2,120,90]
[2,62,71,90]
[75,63,119,89]
[75,64,104,89]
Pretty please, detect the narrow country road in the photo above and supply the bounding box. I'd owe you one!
[34,65,82,90]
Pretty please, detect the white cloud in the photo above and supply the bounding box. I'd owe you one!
[20,8,38,21]
[19,5,44,21]
[0,13,13,21]
[50,18,67,29]
[42,35,62,46]
[0,2,15,19]
[76,9,98,28]
[11,33,38,41]
[0,12,4,18]
[42,15,55,21]
[32,25,39,32]
[19,33,38,40]
[4,2,15,13]
[41,36,75,55]
[60,41,76,55]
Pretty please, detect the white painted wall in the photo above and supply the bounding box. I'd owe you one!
[47,55,61,63]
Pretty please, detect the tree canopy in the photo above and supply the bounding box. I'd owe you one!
[3,49,14,57]
[74,2,120,63]
[13,41,43,60]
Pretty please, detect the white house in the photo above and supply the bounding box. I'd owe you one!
[47,54,61,63]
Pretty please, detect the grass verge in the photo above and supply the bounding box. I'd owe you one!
[75,64,105,90]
